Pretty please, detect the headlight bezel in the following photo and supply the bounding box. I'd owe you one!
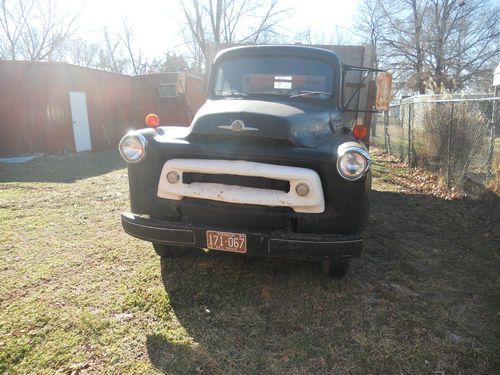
[118,132,148,164]
[336,145,370,181]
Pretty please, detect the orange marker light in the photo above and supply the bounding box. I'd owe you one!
[145,113,160,127]
[352,125,368,140]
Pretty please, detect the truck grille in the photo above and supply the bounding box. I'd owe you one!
[183,172,290,192]
[157,159,325,213]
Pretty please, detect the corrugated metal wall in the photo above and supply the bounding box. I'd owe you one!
[131,73,206,127]
[0,61,133,155]
[0,61,207,156]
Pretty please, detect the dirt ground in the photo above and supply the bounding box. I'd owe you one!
[0,149,498,374]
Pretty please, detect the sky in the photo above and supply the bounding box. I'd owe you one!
[73,0,361,59]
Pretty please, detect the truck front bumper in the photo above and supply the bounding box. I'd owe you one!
[121,213,362,260]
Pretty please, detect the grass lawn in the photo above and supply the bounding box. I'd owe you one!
[0,150,499,374]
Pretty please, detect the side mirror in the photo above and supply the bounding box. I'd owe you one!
[375,72,392,111]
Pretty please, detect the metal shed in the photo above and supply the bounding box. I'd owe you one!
[131,72,206,128]
[0,61,206,156]
[0,61,133,155]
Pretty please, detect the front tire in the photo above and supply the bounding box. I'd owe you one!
[152,243,199,258]
[322,258,350,278]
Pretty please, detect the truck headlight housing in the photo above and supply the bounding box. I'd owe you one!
[337,145,370,181]
[119,133,147,163]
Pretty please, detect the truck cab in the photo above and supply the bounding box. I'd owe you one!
[119,45,390,277]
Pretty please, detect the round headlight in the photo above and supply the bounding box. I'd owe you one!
[119,133,147,163]
[337,146,370,181]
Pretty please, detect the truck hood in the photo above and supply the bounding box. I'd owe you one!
[186,99,341,148]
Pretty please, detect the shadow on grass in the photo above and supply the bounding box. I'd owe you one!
[0,150,125,183]
[146,190,499,374]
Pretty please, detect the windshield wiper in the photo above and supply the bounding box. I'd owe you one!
[289,90,332,98]
[214,89,247,97]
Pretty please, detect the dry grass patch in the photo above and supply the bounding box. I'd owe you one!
[0,150,498,374]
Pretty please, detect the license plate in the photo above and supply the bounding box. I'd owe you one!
[206,231,247,253]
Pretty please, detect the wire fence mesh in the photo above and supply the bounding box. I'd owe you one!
[371,95,500,194]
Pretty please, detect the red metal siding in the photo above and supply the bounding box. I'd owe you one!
[0,62,69,155]
[67,67,133,152]
[0,62,206,156]
[131,73,206,127]
[0,61,132,156]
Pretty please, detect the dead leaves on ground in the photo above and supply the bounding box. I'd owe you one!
[371,148,462,200]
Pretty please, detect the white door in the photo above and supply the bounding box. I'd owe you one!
[69,91,92,152]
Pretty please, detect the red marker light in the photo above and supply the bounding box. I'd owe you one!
[352,125,368,140]
[145,113,160,127]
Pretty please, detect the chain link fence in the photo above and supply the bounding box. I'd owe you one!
[371,95,500,194]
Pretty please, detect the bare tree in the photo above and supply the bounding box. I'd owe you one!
[118,19,150,75]
[358,0,500,94]
[178,0,290,72]
[354,0,385,67]
[424,0,500,92]
[148,52,190,73]
[19,0,80,61]
[97,27,127,73]
[178,22,206,73]
[0,0,34,59]
[296,26,354,46]
[377,0,429,94]
[73,24,146,75]
[66,38,100,68]
[0,0,79,61]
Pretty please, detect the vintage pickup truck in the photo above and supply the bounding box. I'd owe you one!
[119,45,391,277]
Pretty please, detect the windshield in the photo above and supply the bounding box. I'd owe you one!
[212,56,334,100]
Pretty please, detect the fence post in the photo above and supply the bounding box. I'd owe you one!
[489,94,498,175]
[408,102,412,166]
[384,110,389,152]
[447,102,454,190]
[493,87,499,132]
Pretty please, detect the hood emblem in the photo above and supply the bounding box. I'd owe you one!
[218,120,258,132]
